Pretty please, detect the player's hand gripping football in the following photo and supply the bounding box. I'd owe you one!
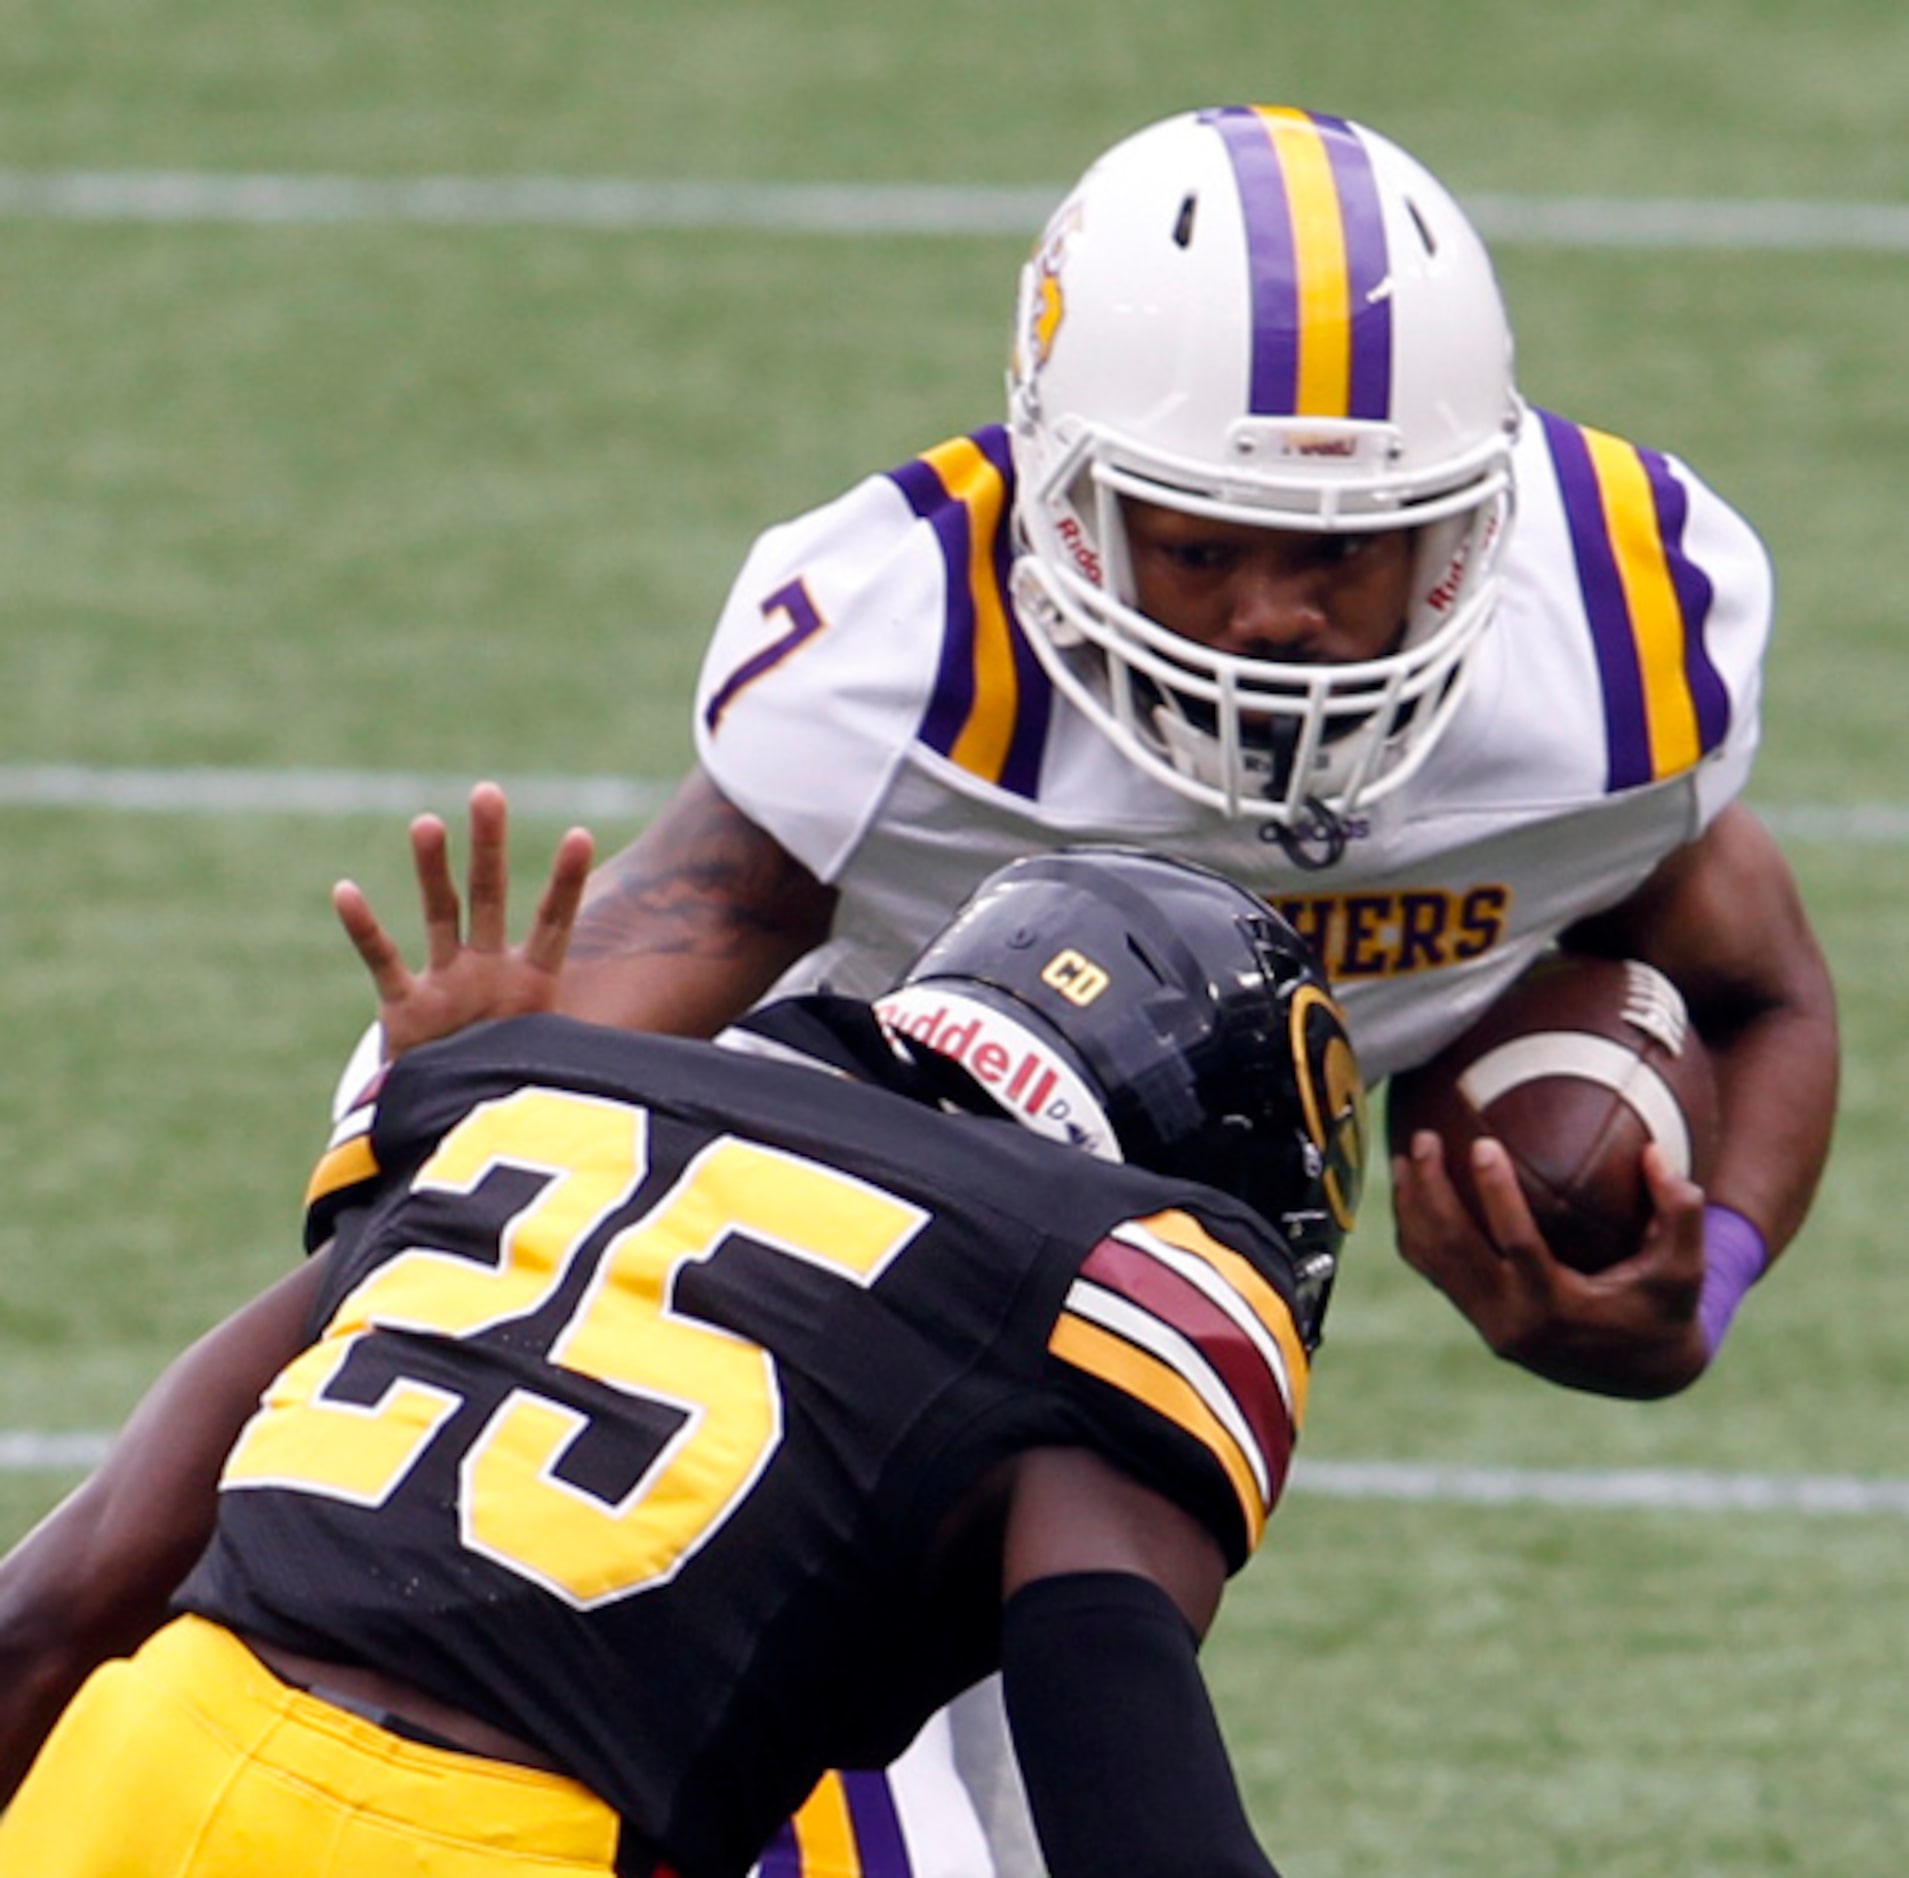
[332,781,595,1060]
[1392,1131,1709,1399]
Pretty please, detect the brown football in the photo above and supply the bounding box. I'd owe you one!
[1385,953,1719,1273]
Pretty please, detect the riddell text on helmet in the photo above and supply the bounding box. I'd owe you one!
[872,986,1120,1160]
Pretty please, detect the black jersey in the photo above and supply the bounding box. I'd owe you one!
[182,1009,1315,1878]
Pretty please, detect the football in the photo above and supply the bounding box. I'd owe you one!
[1385,953,1720,1272]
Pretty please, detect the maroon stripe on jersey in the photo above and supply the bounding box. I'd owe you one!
[1077,1234,1295,1483]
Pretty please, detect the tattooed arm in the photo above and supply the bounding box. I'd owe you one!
[555,766,839,1036]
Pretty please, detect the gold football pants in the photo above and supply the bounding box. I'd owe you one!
[0,1614,622,1874]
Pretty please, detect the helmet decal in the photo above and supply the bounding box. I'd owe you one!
[1201,105,1394,422]
[1037,946,1112,1006]
[875,983,1122,1160]
[1288,981,1366,1232]
[1016,200,1083,400]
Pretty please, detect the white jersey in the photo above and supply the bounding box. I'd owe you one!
[693,414,1770,1084]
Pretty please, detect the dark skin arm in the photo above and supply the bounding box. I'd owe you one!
[993,1449,1277,1877]
[1393,803,1839,1397]
[0,1255,328,1803]
[1000,1446,1227,1627]
[0,786,594,1804]
[557,765,839,1036]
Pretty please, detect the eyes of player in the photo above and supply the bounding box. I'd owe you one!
[1127,508,1391,580]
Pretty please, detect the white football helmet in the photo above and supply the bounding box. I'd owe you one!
[1008,106,1522,828]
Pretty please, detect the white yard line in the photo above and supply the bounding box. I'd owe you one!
[1292,1458,1909,1517]
[1,169,1907,251]
[0,764,1896,844]
[1,1431,1902,1518]
[0,764,673,822]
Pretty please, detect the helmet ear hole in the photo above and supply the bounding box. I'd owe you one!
[1404,195,1437,256]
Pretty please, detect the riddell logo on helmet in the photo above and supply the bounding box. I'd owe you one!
[873,985,1120,1160]
[1423,540,1472,614]
[1283,433,1361,459]
[1055,514,1102,583]
[1424,508,1499,614]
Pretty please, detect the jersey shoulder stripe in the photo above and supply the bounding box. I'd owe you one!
[1536,407,1732,791]
[757,1768,906,1878]
[303,1107,381,1250]
[885,426,1052,797]
[1046,1208,1310,1553]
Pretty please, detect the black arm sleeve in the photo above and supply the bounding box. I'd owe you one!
[999,1571,1281,1878]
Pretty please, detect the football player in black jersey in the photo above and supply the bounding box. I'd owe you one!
[0,783,1364,1878]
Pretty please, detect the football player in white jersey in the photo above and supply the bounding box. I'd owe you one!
[547,105,1836,1876]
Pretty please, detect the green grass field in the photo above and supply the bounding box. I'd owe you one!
[3,3,1907,1870]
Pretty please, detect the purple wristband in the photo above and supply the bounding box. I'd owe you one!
[1699,1204,1768,1359]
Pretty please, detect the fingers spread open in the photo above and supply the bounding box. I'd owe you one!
[332,880,414,1005]
[464,782,510,954]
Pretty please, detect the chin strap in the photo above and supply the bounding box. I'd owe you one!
[1263,798,1350,871]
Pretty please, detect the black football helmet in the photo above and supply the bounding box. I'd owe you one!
[876,848,1365,1340]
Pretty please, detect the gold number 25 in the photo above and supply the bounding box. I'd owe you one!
[224,1086,927,1607]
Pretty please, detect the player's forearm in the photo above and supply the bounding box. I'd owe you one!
[0,1476,181,1805]
[1001,1573,1280,1878]
[1703,990,1838,1261]
[558,768,837,1035]
[0,1259,328,1804]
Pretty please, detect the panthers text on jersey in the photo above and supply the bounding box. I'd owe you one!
[692,414,1771,1083]
[180,1009,1313,1878]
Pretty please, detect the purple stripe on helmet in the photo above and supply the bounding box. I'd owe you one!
[841,1768,913,1877]
[1202,106,1302,416]
[1309,111,1394,420]
[1639,445,1730,755]
[1540,409,1653,790]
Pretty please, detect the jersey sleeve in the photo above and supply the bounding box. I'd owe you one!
[301,1096,386,1252]
[1043,1207,1312,1571]
[691,468,952,884]
[1524,409,1774,828]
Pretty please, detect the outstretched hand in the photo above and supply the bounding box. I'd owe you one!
[332,781,596,1061]
[1392,1130,1709,1399]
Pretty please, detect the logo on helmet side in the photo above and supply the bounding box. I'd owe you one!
[874,985,1122,1161]
[1023,201,1082,376]
[1288,983,1367,1232]
[1039,948,1111,1006]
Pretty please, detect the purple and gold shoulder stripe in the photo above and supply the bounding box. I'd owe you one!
[1200,104,1394,423]
[757,1769,911,1878]
[885,425,1052,797]
[1539,409,1731,790]
[1047,1208,1312,1552]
